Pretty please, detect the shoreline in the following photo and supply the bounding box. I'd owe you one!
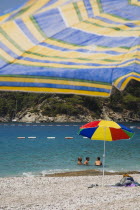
[1,169,140,178]
[44,169,140,177]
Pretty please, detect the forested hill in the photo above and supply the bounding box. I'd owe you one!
[0,80,140,123]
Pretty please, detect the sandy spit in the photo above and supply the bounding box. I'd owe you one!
[0,174,140,210]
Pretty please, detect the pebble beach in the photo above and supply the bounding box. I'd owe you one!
[0,173,140,210]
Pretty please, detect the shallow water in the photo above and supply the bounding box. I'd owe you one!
[0,122,139,177]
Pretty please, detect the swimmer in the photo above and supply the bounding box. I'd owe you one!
[77,157,83,165]
[94,157,102,166]
[84,157,90,165]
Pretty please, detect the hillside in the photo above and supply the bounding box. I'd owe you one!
[0,80,139,123]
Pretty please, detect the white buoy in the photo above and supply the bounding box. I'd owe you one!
[47,137,56,139]
[28,137,36,139]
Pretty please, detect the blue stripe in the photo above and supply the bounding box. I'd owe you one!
[41,0,58,8]
[53,28,138,48]
[112,64,140,83]
[20,56,116,67]
[118,123,134,133]
[96,16,122,25]
[79,127,98,138]
[0,81,111,93]
[101,0,140,20]
[0,58,8,68]
[0,42,18,59]
[0,64,113,83]
[117,74,140,89]
[40,42,124,55]
[15,19,39,44]
[83,0,94,18]
[34,8,66,37]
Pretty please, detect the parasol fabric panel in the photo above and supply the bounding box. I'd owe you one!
[0,0,140,97]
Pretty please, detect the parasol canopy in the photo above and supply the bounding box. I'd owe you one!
[0,0,140,97]
[79,120,134,141]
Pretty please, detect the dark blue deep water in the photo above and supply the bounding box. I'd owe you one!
[0,122,140,177]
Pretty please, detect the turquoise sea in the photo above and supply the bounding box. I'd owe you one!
[0,122,140,177]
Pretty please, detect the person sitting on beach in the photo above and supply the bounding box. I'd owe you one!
[84,157,90,165]
[77,157,83,165]
[115,174,140,187]
[94,157,102,166]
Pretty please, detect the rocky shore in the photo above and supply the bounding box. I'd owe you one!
[7,106,140,123]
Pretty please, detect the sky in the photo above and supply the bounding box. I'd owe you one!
[0,0,26,14]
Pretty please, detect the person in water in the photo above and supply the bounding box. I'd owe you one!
[94,157,102,166]
[77,157,83,165]
[84,157,90,165]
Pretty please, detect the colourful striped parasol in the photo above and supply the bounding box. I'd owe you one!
[79,120,134,186]
[79,120,134,141]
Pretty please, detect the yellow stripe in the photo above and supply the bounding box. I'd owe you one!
[91,0,100,16]
[61,3,80,26]
[99,120,120,128]
[131,0,140,6]
[13,55,138,69]
[0,86,110,97]
[27,44,140,64]
[120,76,140,90]
[22,16,44,42]
[114,72,140,87]
[0,33,22,55]
[91,127,112,141]
[117,60,140,68]
[86,18,135,31]
[0,37,138,66]
[24,51,121,64]
[37,38,140,57]
[1,21,34,51]
[0,49,14,62]
[76,1,89,20]
[44,38,140,54]
[25,0,36,6]
[0,13,10,23]
[73,21,140,37]
[0,77,111,90]
[14,58,98,68]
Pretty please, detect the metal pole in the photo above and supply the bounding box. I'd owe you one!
[102,127,106,187]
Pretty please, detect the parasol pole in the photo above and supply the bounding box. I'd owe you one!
[102,127,106,187]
